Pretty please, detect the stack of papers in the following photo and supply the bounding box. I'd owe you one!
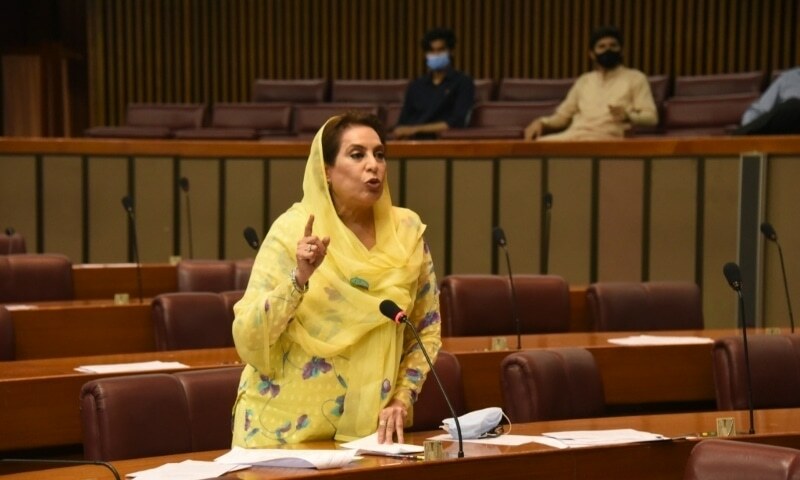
[541,429,668,448]
[427,433,540,446]
[340,433,424,455]
[214,446,358,469]
[607,335,713,346]
[75,361,189,374]
[128,460,246,479]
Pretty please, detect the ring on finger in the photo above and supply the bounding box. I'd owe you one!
[306,244,312,252]
[379,421,387,426]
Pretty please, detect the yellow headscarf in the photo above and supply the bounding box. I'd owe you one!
[282,116,426,440]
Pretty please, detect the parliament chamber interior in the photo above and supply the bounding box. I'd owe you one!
[2,0,800,479]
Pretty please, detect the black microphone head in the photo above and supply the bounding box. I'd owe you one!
[760,222,777,242]
[243,226,260,250]
[492,226,507,247]
[379,299,405,323]
[5,227,14,236]
[544,192,553,209]
[179,177,190,192]
[723,262,743,291]
[121,196,134,213]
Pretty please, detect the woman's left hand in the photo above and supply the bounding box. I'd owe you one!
[376,399,408,444]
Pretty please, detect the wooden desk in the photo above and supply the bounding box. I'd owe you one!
[72,263,177,300]
[6,300,154,359]
[1,330,754,452]
[0,349,242,451]
[442,329,752,412]
[4,408,800,480]
[0,330,748,452]
[70,262,591,329]
[7,284,589,360]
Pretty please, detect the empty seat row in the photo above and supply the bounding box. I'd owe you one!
[501,333,800,424]
[0,255,254,305]
[85,102,400,140]
[250,71,773,104]
[80,350,464,460]
[79,331,800,474]
[85,70,778,140]
[440,275,703,336]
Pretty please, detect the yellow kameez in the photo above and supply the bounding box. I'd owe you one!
[231,118,441,447]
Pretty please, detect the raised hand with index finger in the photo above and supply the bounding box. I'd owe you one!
[294,214,330,287]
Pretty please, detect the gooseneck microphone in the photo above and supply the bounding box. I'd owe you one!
[493,226,522,350]
[1,458,121,480]
[541,192,553,274]
[723,261,755,435]
[379,300,464,459]
[761,222,795,333]
[179,177,194,259]
[121,196,144,304]
[243,226,261,251]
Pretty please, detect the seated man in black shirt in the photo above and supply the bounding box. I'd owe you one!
[393,28,475,139]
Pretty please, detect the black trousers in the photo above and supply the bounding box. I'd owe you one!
[734,97,800,135]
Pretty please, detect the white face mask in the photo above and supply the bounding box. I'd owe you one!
[441,407,504,439]
[425,51,451,71]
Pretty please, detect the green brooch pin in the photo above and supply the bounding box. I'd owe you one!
[350,277,369,290]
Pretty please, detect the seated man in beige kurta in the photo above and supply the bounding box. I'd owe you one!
[525,26,657,141]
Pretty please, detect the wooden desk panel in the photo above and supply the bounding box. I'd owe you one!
[0,330,753,451]
[7,300,154,359]
[0,349,241,451]
[72,263,177,300]
[443,330,740,411]
[8,284,590,360]
[4,409,800,480]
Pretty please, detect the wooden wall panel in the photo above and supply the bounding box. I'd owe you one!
[597,160,644,281]
[135,157,174,263]
[763,157,800,330]
[451,160,493,274]
[0,156,37,249]
[5,141,800,328]
[224,159,264,260]
[405,160,447,282]
[648,158,698,282]
[42,156,82,260]
[498,159,542,275]
[547,158,593,285]
[87,0,799,125]
[87,157,128,263]
[179,159,221,259]
[701,158,739,329]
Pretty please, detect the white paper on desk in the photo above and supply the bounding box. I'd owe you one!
[543,428,668,447]
[214,446,357,469]
[127,459,248,479]
[426,433,546,447]
[75,361,190,374]
[2,304,35,311]
[607,335,713,346]
[340,432,424,455]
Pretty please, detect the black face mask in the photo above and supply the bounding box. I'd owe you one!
[595,50,623,69]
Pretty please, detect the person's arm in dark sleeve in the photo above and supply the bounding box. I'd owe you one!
[445,75,476,127]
